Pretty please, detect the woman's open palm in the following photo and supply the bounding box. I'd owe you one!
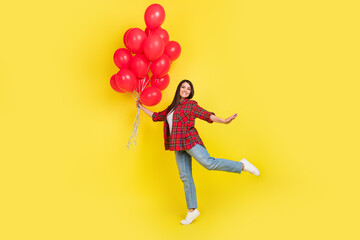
[224,113,237,124]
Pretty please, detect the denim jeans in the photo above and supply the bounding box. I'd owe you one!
[175,144,243,209]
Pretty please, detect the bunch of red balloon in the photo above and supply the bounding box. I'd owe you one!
[110,4,181,106]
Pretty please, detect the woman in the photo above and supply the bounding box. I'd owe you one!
[137,79,260,225]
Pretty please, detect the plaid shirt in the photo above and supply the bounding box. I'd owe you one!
[152,99,215,151]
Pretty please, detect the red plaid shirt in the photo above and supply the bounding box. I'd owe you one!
[152,99,215,151]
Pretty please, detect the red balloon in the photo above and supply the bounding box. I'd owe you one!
[144,4,165,30]
[115,69,136,92]
[113,48,132,69]
[152,28,169,45]
[135,75,150,93]
[140,86,162,106]
[165,41,181,61]
[150,74,170,91]
[145,27,153,36]
[150,54,171,77]
[123,28,133,47]
[125,28,146,54]
[143,34,165,61]
[110,74,125,93]
[129,54,150,78]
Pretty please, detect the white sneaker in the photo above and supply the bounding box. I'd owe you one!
[240,159,260,176]
[180,209,200,225]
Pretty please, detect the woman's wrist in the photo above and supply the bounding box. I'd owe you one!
[210,114,224,123]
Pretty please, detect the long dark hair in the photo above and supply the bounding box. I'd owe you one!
[166,80,194,114]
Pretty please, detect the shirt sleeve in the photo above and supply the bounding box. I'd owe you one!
[191,101,215,123]
[152,108,168,122]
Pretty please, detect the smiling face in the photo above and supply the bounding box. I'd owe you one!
[180,82,191,99]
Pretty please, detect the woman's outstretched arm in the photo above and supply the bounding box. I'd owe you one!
[210,113,237,124]
[191,101,236,124]
[137,101,154,118]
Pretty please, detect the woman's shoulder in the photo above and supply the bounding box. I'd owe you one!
[186,99,198,105]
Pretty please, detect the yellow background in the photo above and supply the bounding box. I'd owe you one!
[1,0,359,239]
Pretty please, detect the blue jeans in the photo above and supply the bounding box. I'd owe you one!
[175,144,243,209]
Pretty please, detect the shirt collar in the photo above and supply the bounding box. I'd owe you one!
[179,99,189,104]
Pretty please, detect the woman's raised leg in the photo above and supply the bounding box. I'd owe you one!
[186,144,243,173]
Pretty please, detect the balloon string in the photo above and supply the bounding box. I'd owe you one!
[140,77,145,93]
[141,61,152,93]
[147,61,152,74]
[141,76,151,93]
[127,61,152,150]
[131,91,137,101]
[127,95,140,150]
